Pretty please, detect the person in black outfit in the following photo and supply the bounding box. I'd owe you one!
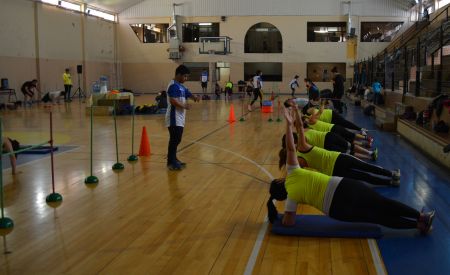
[21,79,39,106]
[331,67,344,113]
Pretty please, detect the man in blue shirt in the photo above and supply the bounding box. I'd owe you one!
[372,80,383,105]
[165,65,200,170]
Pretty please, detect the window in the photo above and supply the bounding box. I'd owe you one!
[307,63,346,82]
[360,22,403,42]
[439,0,450,9]
[130,24,169,43]
[182,23,219,42]
[307,22,346,42]
[60,1,81,12]
[86,8,115,22]
[183,63,209,81]
[244,63,282,82]
[41,0,59,5]
[245,23,282,53]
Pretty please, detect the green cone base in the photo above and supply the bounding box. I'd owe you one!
[268,118,273,122]
[276,118,282,122]
[112,163,125,170]
[239,117,245,122]
[0,217,14,229]
[85,176,99,184]
[127,155,138,162]
[46,193,63,203]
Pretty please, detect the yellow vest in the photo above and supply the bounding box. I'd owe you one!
[312,108,333,123]
[63,73,72,85]
[297,146,340,176]
[285,167,331,211]
[309,120,334,132]
[304,129,327,148]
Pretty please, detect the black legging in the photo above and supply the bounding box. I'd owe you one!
[250,88,263,106]
[331,125,356,143]
[329,178,420,229]
[167,126,184,165]
[64,85,72,100]
[324,132,353,154]
[333,154,392,185]
[331,111,361,131]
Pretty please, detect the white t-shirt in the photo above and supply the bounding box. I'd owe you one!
[289,79,299,89]
[201,73,208,83]
[253,75,263,89]
[165,80,193,127]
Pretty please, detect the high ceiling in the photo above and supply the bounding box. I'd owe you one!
[78,0,146,13]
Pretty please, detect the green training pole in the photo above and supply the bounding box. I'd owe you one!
[85,105,99,184]
[127,96,138,162]
[112,100,124,170]
[46,111,63,203]
[0,120,14,229]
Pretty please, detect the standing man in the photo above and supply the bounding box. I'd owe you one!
[331,66,344,113]
[165,65,200,171]
[63,68,72,102]
[200,70,208,94]
[289,75,300,97]
[304,78,320,101]
[248,70,263,111]
[20,79,39,106]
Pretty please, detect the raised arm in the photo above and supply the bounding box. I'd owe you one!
[293,105,311,151]
[3,138,16,174]
[284,108,299,168]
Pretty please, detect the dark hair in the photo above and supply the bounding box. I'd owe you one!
[279,133,298,169]
[256,70,261,75]
[283,99,292,108]
[304,78,312,83]
[267,178,288,223]
[331,66,338,73]
[175,65,190,76]
[294,75,299,79]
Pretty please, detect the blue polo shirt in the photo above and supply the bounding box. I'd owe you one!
[165,80,192,127]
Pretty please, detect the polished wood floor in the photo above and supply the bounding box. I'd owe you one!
[0,95,382,274]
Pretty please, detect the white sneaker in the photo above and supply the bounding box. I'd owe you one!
[361,128,368,136]
[392,169,401,180]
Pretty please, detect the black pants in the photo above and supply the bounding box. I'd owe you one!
[332,97,343,113]
[329,178,420,229]
[291,87,295,97]
[64,85,72,100]
[324,132,352,153]
[331,111,361,131]
[330,125,356,143]
[250,88,263,106]
[167,126,184,165]
[333,154,392,185]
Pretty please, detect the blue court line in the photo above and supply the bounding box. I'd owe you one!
[344,102,450,275]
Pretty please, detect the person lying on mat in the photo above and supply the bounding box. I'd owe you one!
[2,137,20,175]
[295,98,367,134]
[278,104,400,187]
[304,107,373,148]
[267,107,435,234]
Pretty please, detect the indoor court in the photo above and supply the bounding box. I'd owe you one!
[1,0,450,274]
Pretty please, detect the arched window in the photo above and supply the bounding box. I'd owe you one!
[244,22,282,53]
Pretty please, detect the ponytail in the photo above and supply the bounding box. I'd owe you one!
[278,148,287,170]
[267,179,288,224]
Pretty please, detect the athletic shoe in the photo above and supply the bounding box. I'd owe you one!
[361,128,368,136]
[176,159,186,168]
[390,179,400,187]
[392,169,401,181]
[167,163,182,171]
[371,148,378,161]
[418,210,435,235]
[366,135,374,144]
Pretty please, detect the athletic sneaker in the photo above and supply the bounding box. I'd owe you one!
[392,169,401,181]
[366,135,374,144]
[418,210,435,235]
[167,163,182,171]
[176,159,186,168]
[361,128,368,136]
[390,179,400,187]
[371,148,378,161]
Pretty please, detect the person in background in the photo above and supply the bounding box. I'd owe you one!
[165,65,200,170]
[225,80,233,101]
[289,75,300,97]
[331,66,344,113]
[63,68,72,102]
[214,82,221,100]
[304,78,320,101]
[200,70,208,94]
[372,80,384,105]
[20,79,39,106]
[41,90,66,106]
[249,70,263,111]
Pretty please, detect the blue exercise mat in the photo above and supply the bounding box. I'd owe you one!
[272,215,383,239]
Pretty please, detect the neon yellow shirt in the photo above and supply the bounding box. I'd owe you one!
[63,73,72,85]
[297,146,340,176]
[304,129,327,148]
[311,108,333,123]
[309,120,334,132]
[285,167,331,211]
[225,82,233,88]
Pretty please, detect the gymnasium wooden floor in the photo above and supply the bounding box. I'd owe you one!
[0,95,381,274]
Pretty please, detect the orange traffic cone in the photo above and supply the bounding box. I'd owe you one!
[138,126,151,156]
[228,104,236,123]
